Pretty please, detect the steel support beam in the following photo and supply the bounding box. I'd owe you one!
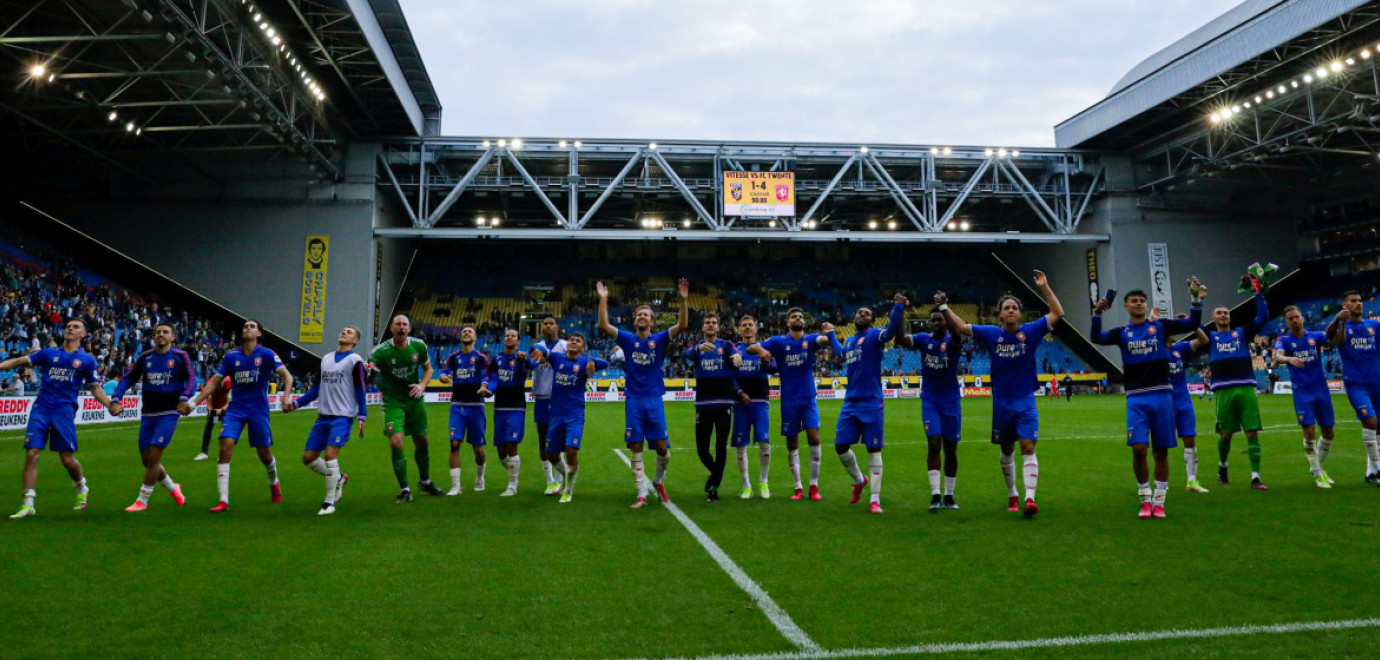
[799,155,857,226]
[863,153,929,230]
[503,149,568,227]
[577,150,644,229]
[378,151,419,227]
[649,151,716,229]
[375,227,1111,243]
[426,147,496,227]
[937,159,993,227]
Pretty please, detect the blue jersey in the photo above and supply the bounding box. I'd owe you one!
[1275,331,1329,394]
[759,333,822,402]
[1091,305,1201,396]
[1338,319,1380,385]
[616,329,671,398]
[219,345,282,415]
[971,317,1050,408]
[114,348,197,414]
[29,347,98,409]
[1169,341,1199,394]
[445,349,489,405]
[684,338,740,407]
[1205,293,1268,390]
[910,332,963,401]
[833,303,905,407]
[547,352,608,416]
[733,343,773,403]
[487,351,532,411]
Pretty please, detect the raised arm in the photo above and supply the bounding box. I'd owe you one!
[1242,291,1269,339]
[596,281,619,338]
[1325,310,1349,347]
[667,278,689,339]
[1189,326,1211,352]
[1089,301,1119,346]
[934,291,972,336]
[0,354,32,372]
[879,295,907,343]
[1033,270,1063,327]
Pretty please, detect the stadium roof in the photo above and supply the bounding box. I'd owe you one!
[1056,0,1375,150]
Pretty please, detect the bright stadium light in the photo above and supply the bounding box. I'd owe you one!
[497,139,507,147]
[266,27,276,38]
[108,111,118,122]
[490,218,500,227]
[253,12,262,21]
[1304,74,1314,83]
[573,140,582,148]
[1209,113,1221,124]
[867,220,878,229]
[886,220,897,230]
[1011,150,1021,158]
[135,127,141,136]
[481,140,490,148]
[1243,102,1251,109]
[1254,96,1262,103]
[769,220,777,227]
[997,148,1008,158]
[125,122,135,132]
[960,221,971,231]
[648,142,657,150]
[942,147,952,156]
[929,147,938,155]
[682,219,691,228]
[1316,66,1329,78]
[1265,91,1274,99]
[1291,80,1299,88]
[984,148,994,157]
[1347,57,1356,66]
[558,140,567,148]
[477,217,487,226]
[946,222,956,230]
[29,64,45,78]
[859,146,869,153]
[1332,61,1344,71]
[511,138,523,149]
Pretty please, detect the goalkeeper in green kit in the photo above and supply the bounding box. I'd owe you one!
[371,315,445,502]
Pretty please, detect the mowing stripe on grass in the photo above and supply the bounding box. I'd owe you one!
[613,448,820,652]
[618,617,1380,660]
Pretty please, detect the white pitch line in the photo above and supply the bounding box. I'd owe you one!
[613,448,820,652]
[616,617,1380,660]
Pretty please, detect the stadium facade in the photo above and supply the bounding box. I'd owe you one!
[0,0,1372,367]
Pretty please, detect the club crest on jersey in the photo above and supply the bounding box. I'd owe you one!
[167,359,175,368]
[648,340,657,349]
[801,341,808,349]
[571,364,579,372]
[717,347,724,355]
[71,359,81,368]
[940,343,947,352]
[1148,326,1157,335]
[254,357,262,366]
[1231,331,1239,338]
[1016,332,1026,341]
[469,356,475,364]
[1308,338,1316,346]
[1172,351,1180,358]
[411,353,419,362]
[1370,328,1375,335]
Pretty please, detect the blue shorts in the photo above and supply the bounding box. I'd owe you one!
[1127,392,1178,449]
[991,404,1039,445]
[533,398,551,425]
[779,398,821,437]
[23,403,78,453]
[494,409,526,445]
[138,413,180,451]
[624,396,669,445]
[305,415,354,452]
[732,402,770,447]
[449,405,487,447]
[221,408,273,447]
[1345,382,1380,421]
[1172,391,1197,438]
[546,415,584,453]
[1293,389,1336,427]
[921,397,962,443]
[834,405,885,450]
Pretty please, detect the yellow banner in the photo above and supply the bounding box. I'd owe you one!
[723,171,795,217]
[299,235,329,343]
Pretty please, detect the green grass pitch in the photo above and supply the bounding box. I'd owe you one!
[2,394,1379,659]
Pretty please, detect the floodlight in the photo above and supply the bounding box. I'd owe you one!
[929,147,938,155]
[947,222,956,230]
[108,111,118,121]
[497,139,507,147]
[942,147,952,155]
[998,148,1008,157]
[511,138,523,149]
[490,219,500,227]
[477,217,487,226]
[648,142,657,150]
[887,220,897,230]
[29,64,44,77]
[867,220,878,229]
[960,221,970,230]
[984,148,994,156]
[859,146,869,153]
[1011,150,1021,157]
[558,140,567,148]
[573,140,582,148]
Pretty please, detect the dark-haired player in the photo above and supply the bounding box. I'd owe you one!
[684,311,746,502]
[114,322,195,511]
[531,333,608,503]
[1204,285,1269,489]
[488,329,533,496]
[747,308,836,500]
[1325,290,1380,483]
[444,326,490,495]
[1275,306,1335,488]
[940,270,1064,517]
[731,315,773,499]
[897,306,965,511]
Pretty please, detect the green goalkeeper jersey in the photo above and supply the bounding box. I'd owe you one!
[370,337,430,403]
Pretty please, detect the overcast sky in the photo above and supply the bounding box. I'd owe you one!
[400,0,1243,147]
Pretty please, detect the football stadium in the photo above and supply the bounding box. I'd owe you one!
[2,0,1380,657]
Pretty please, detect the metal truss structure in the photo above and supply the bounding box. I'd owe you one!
[376,138,1105,240]
[1116,4,1380,191]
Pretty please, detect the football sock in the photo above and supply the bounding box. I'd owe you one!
[928,469,942,496]
[450,467,462,490]
[306,457,329,476]
[1183,446,1198,481]
[22,489,34,508]
[542,459,554,484]
[1217,438,1230,465]
[475,459,486,484]
[217,463,230,503]
[1364,428,1379,473]
[788,449,802,488]
[631,450,647,498]
[758,444,771,483]
[808,445,822,486]
[736,447,750,488]
[1022,454,1039,501]
[75,478,87,494]
[553,456,566,484]
[1318,436,1333,466]
[868,452,883,504]
[137,484,154,505]
[838,449,864,484]
[506,455,521,488]
[999,453,1017,497]
[1246,437,1262,475]
[415,448,431,482]
[654,452,669,485]
[159,474,176,491]
[265,458,278,485]
[1304,438,1321,475]
[324,459,340,505]
[565,464,579,495]
[1138,482,1152,503]
[391,448,408,487]
[944,476,956,497]
[1153,480,1168,506]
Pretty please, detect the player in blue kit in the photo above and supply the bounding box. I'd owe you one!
[489,329,533,496]
[530,334,608,504]
[1275,306,1336,488]
[1166,317,1212,493]
[1325,290,1380,483]
[283,326,367,515]
[939,270,1065,517]
[444,327,490,495]
[827,294,907,514]
[1205,286,1270,489]
[896,307,966,511]
[1092,280,1204,519]
[597,278,689,509]
[747,308,836,501]
[4,318,120,519]
[114,322,195,512]
[731,315,774,499]
[685,312,748,502]
[532,318,568,495]
[190,319,294,513]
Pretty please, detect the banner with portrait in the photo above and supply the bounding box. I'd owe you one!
[1147,243,1173,317]
[299,235,329,343]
